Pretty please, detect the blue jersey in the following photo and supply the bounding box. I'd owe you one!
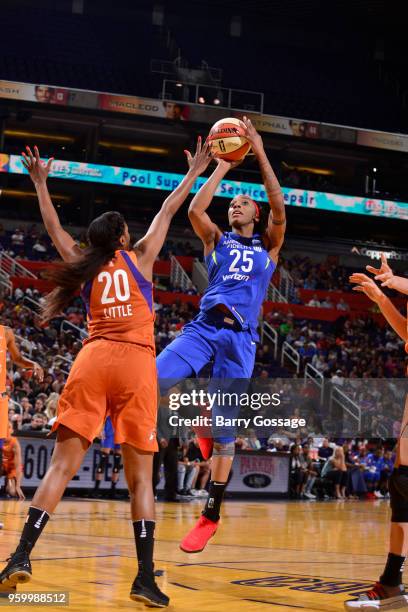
[199,232,276,339]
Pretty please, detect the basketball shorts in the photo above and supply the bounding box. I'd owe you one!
[52,339,158,452]
[157,310,256,443]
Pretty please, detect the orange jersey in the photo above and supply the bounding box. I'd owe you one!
[81,250,155,348]
[0,324,7,395]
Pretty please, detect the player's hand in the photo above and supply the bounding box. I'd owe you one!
[32,362,44,382]
[242,115,263,154]
[214,157,243,172]
[349,273,384,303]
[16,486,26,501]
[21,146,54,185]
[184,137,213,176]
[366,252,395,288]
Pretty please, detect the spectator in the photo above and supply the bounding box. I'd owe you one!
[321,446,348,499]
[289,444,308,498]
[307,294,321,308]
[21,412,48,432]
[336,298,350,311]
[318,438,334,461]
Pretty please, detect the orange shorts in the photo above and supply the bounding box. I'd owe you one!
[52,339,158,452]
[0,396,9,439]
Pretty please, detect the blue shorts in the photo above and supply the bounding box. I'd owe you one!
[101,417,121,451]
[157,310,256,443]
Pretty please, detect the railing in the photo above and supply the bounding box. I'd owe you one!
[261,320,278,360]
[9,398,23,413]
[0,272,12,295]
[279,267,295,302]
[170,256,196,293]
[61,320,88,340]
[330,385,362,433]
[0,251,37,278]
[52,354,72,375]
[267,282,287,303]
[23,295,42,313]
[281,341,301,374]
[304,362,324,404]
[15,334,35,357]
[192,258,208,294]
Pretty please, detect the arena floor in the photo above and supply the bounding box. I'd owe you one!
[0,497,392,611]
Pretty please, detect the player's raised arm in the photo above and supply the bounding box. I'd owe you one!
[135,137,212,276]
[242,116,286,261]
[5,327,44,381]
[366,252,408,295]
[188,157,232,252]
[21,146,81,263]
[349,272,407,341]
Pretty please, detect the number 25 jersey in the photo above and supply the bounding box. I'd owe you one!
[81,250,155,349]
[199,232,276,339]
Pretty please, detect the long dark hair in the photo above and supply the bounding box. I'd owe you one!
[42,211,126,321]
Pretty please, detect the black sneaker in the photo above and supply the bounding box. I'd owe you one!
[130,571,169,608]
[0,551,32,588]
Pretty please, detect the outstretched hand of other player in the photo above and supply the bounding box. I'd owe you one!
[366,252,395,288]
[242,115,263,155]
[349,273,384,303]
[21,146,54,185]
[184,137,213,176]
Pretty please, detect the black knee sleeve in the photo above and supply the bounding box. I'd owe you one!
[96,452,109,474]
[113,453,121,474]
[390,467,408,523]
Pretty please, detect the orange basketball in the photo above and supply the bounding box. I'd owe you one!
[208,117,251,162]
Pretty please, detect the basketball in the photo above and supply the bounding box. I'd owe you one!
[208,117,251,162]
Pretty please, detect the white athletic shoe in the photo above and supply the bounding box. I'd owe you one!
[198,489,209,497]
[374,491,384,499]
[344,583,408,610]
[304,492,316,500]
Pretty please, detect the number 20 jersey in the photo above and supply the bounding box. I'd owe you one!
[199,232,276,340]
[81,249,155,349]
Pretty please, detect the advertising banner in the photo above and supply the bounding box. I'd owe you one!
[17,436,289,494]
[2,79,408,153]
[3,153,408,221]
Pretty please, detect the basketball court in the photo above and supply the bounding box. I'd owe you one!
[0,498,390,610]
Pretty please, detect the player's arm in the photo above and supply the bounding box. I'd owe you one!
[135,138,212,277]
[188,158,231,253]
[242,117,286,261]
[349,273,407,341]
[21,146,81,263]
[366,252,408,294]
[5,327,44,381]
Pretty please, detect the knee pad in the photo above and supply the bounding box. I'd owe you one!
[96,452,109,474]
[212,441,235,457]
[113,453,122,474]
[390,467,408,522]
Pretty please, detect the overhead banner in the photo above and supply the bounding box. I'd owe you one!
[2,153,408,220]
[2,79,408,153]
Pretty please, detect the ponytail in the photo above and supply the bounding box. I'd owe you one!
[41,211,126,321]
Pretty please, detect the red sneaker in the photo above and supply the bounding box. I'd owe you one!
[196,436,213,460]
[180,515,219,553]
[192,403,213,459]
